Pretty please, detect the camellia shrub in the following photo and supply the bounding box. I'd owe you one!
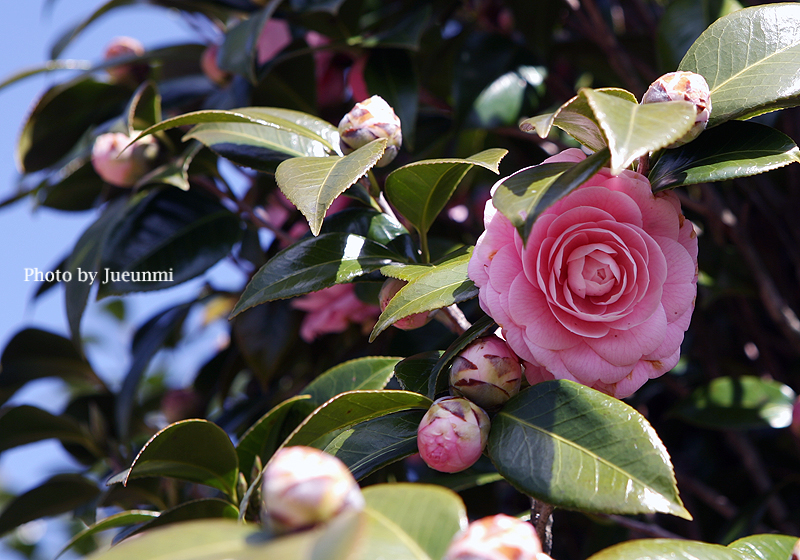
[2,0,800,559]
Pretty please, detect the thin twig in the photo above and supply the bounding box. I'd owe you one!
[530,499,554,555]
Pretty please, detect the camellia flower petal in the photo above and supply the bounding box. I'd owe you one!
[443,514,552,560]
[292,283,380,342]
[417,396,490,473]
[468,148,698,398]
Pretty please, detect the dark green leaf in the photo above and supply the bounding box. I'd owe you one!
[649,121,800,191]
[0,474,101,537]
[302,357,401,406]
[98,187,242,296]
[231,233,403,316]
[0,405,100,456]
[728,534,799,560]
[384,149,507,235]
[275,140,388,235]
[57,510,160,559]
[488,380,690,518]
[131,499,238,536]
[126,81,161,132]
[587,539,740,560]
[319,208,414,258]
[218,6,276,83]
[372,249,478,341]
[394,351,444,396]
[672,376,796,430]
[37,158,105,211]
[679,3,800,126]
[0,328,101,405]
[112,419,239,497]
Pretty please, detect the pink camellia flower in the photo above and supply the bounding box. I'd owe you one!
[91,132,159,188]
[378,278,432,330]
[417,396,490,473]
[260,446,364,534]
[256,18,292,66]
[443,514,552,560]
[468,148,698,398]
[292,283,380,342]
[450,334,522,409]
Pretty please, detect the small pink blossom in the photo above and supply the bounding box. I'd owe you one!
[91,132,159,188]
[468,148,698,398]
[292,283,380,342]
[443,514,551,560]
[256,19,292,66]
[450,335,522,409]
[417,396,490,473]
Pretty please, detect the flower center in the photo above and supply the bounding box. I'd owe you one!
[567,246,619,298]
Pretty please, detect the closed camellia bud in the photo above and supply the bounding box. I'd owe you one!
[200,44,231,86]
[417,396,490,473]
[103,36,148,85]
[379,278,431,330]
[91,132,159,188]
[450,335,522,409]
[641,71,711,147]
[443,514,552,560]
[338,95,402,167]
[260,446,364,534]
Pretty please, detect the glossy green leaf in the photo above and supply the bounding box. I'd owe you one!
[0,328,101,405]
[111,419,239,497]
[672,375,796,430]
[728,534,799,560]
[275,140,387,236]
[322,409,424,480]
[583,88,696,174]
[136,142,203,191]
[130,499,239,536]
[587,539,740,560]
[231,233,402,316]
[679,3,800,127]
[57,510,160,559]
[98,187,243,296]
[394,351,444,396]
[488,380,690,518]
[519,88,637,151]
[0,405,99,456]
[236,395,311,481]
[282,390,432,448]
[0,474,101,537]
[361,484,467,560]
[303,357,402,406]
[384,149,507,235]
[372,249,478,341]
[649,120,800,191]
[319,208,414,258]
[492,148,610,243]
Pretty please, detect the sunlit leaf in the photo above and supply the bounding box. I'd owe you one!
[587,539,741,560]
[57,510,160,559]
[728,534,799,560]
[302,357,401,406]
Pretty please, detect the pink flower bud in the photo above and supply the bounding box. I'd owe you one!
[641,71,711,147]
[450,335,522,409]
[379,278,431,330]
[417,396,490,473]
[443,514,550,560]
[338,95,402,167]
[103,37,148,84]
[791,537,800,560]
[260,446,364,534]
[201,44,231,86]
[91,132,159,188]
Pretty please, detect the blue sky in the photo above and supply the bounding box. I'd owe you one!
[0,2,223,557]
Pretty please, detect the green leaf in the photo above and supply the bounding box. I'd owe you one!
[130,499,239,536]
[302,357,402,406]
[126,81,161,132]
[0,405,99,456]
[394,351,444,396]
[236,395,312,481]
[0,328,101,405]
[672,375,796,430]
[519,88,637,151]
[384,149,507,235]
[587,539,741,560]
[371,249,478,341]
[492,148,610,243]
[57,510,160,559]
[97,187,243,296]
[679,3,800,127]
[361,484,467,560]
[488,380,690,518]
[649,120,800,191]
[282,390,432,448]
[231,233,402,316]
[0,474,101,537]
[217,5,276,83]
[275,140,388,236]
[112,419,239,497]
[583,88,696,174]
[728,534,799,560]
[322,409,425,480]
[319,208,414,258]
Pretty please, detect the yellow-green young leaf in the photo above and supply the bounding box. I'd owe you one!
[587,539,741,560]
[128,499,239,537]
[488,380,690,519]
[372,249,477,341]
[519,88,637,151]
[728,534,799,560]
[583,88,696,174]
[57,510,160,559]
[679,3,800,127]
[276,139,387,235]
[384,149,507,235]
